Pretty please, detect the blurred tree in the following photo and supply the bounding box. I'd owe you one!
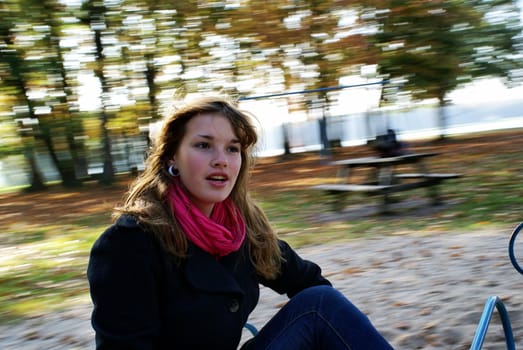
[207,0,372,153]
[0,0,47,190]
[38,0,85,187]
[356,0,523,138]
[5,0,520,189]
[202,0,302,153]
[81,0,116,185]
[0,108,23,160]
[117,1,201,124]
[0,0,91,189]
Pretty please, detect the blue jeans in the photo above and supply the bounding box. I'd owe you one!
[242,286,394,350]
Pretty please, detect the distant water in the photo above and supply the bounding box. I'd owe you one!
[1,98,522,188]
[256,98,523,157]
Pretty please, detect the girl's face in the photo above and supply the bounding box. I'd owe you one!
[171,113,242,217]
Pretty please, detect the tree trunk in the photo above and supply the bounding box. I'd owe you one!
[91,7,114,185]
[282,123,291,155]
[46,3,83,186]
[25,148,47,192]
[437,96,448,140]
[39,127,79,187]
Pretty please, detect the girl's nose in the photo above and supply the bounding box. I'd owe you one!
[212,151,228,167]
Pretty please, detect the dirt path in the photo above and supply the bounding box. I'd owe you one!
[2,229,523,349]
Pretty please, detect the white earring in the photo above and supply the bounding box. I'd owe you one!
[168,165,179,177]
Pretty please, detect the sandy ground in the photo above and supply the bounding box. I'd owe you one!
[2,229,523,349]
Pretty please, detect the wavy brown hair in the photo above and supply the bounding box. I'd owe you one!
[115,96,282,279]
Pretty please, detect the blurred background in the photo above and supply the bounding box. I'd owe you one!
[1,0,522,189]
[1,1,523,348]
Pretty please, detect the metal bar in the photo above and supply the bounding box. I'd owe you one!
[244,322,259,336]
[238,81,389,101]
[509,222,523,275]
[469,296,515,350]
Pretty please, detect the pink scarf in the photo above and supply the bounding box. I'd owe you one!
[167,179,246,258]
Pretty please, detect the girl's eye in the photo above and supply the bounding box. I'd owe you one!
[195,142,210,149]
[228,145,241,153]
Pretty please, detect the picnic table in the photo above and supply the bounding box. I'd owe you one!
[312,152,462,212]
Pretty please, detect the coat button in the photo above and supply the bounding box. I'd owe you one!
[229,298,240,313]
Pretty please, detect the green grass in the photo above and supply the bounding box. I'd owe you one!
[1,131,522,323]
[0,216,107,323]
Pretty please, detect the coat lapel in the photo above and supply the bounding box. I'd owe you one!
[184,245,245,295]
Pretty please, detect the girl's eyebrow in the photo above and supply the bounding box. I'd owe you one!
[196,134,241,144]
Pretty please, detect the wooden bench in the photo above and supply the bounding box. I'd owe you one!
[312,184,394,193]
[312,173,462,212]
[393,173,462,180]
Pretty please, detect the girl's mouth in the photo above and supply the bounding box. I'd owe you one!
[207,174,228,183]
[208,176,226,182]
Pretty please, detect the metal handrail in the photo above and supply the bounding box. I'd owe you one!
[469,295,515,350]
[244,322,258,336]
[509,222,523,275]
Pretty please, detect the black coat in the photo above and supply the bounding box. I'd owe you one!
[87,214,331,350]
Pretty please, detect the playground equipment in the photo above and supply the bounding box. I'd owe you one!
[469,222,523,350]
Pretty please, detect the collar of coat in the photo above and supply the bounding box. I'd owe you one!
[116,214,248,296]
